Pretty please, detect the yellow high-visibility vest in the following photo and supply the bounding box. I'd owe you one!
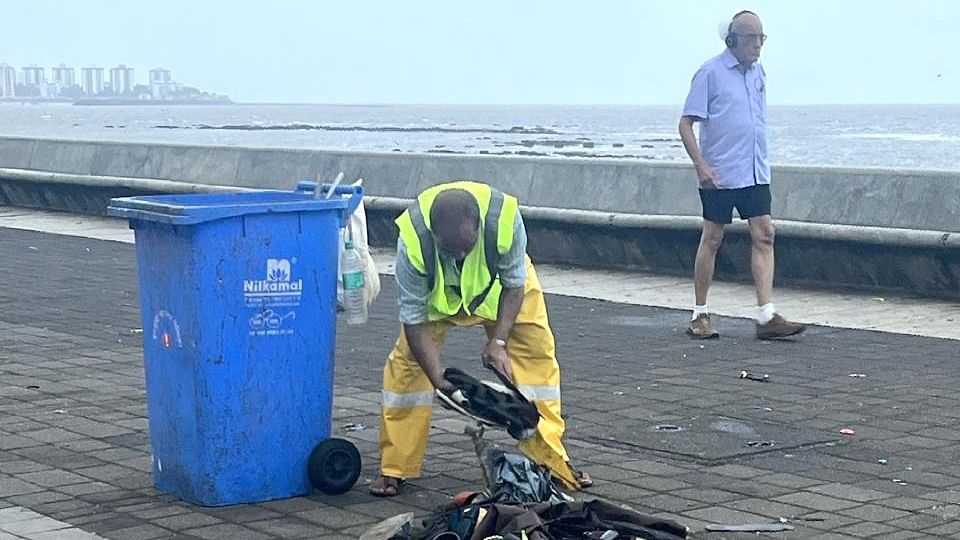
[396,181,519,321]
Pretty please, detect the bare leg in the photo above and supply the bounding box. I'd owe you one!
[694,220,726,305]
[748,215,775,306]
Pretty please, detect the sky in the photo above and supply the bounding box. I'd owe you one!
[2,0,958,105]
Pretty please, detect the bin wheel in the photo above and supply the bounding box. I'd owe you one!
[308,438,361,495]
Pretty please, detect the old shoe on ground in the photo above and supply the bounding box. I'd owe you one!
[687,313,719,339]
[756,313,806,340]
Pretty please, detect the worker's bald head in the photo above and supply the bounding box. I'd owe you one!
[430,189,479,260]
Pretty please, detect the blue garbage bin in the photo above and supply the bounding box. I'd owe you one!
[108,182,363,506]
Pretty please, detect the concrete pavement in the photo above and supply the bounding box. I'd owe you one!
[2,208,960,539]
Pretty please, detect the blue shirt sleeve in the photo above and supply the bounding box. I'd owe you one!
[497,212,527,289]
[682,67,710,120]
[395,238,431,325]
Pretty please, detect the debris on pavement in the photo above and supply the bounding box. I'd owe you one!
[878,459,888,465]
[739,370,769,382]
[359,512,414,540]
[705,522,794,532]
[848,373,866,378]
[343,423,366,432]
[746,440,776,448]
[839,428,856,436]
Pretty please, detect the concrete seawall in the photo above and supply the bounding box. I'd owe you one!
[1,136,957,298]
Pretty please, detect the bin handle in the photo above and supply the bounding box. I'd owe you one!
[294,181,364,227]
[337,183,364,228]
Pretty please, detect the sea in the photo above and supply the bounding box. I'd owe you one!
[1,103,959,171]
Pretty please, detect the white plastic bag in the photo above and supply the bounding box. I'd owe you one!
[337,178,380,309]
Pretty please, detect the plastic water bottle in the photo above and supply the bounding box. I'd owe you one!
[341,239,368,324]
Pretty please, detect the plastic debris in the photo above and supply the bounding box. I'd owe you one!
[53,409,66,414]
[878,459,888,465]
[343,423,366,432]
[740,370,769,382]
[613,391,624,395]
[359,512,414,540]
[839,428,856,436]
[848,373,866,378]
[131,328,144,335]
[746,440,776,448]
[705,523,794,532]
[655,424,682,432]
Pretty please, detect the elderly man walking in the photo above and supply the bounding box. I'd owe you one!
[679,10,806,340]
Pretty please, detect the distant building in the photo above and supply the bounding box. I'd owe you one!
[81,66,104,96]
[149,67,178,100]
[51,63,76,87]
[22,65,45,86]
[110,64,134,95]
[0,63,15,97]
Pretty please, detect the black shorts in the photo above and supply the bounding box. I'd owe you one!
[698,184,771,224]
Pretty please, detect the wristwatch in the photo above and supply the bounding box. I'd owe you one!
[491,338,507,347]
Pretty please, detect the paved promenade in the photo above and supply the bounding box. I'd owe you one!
[1,208,959,539]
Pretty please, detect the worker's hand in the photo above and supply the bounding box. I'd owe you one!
[695,162,719,189]
[428,370,456,395]
[481,339,514,381]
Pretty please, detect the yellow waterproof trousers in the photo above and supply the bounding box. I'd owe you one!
[379,257,569,479]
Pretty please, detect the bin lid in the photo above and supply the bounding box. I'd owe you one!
[107,184,362,225]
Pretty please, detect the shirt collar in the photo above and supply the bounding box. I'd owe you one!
[722,48,741,69]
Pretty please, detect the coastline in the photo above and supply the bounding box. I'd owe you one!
[72,98,234,106]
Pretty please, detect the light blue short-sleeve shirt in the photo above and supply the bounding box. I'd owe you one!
[682,49,769,189]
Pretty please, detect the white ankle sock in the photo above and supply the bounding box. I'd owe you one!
[757,303,776,324]
[692,305,708,321]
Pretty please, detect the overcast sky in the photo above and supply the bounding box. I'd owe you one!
[2,0,957,105]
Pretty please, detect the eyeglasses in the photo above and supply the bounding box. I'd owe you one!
[734,33,768,44]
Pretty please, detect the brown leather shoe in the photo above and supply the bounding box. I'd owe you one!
[687,313,719,339]
[756,314,806,340]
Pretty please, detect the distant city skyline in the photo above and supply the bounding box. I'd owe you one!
[0,62,225,101]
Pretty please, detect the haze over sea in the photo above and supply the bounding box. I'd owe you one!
[1,103,958,171]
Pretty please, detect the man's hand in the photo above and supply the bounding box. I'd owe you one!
[481,339,514,380]
[433,376,456,396]
[695,162,719,189]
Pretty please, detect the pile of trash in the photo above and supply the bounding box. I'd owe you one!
[360,449,688,539]
[360,367,689,540]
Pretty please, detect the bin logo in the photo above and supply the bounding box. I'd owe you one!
[243,258,303,307]
[267,258,291,282]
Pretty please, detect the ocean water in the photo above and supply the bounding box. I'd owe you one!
[0,102,958,170]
